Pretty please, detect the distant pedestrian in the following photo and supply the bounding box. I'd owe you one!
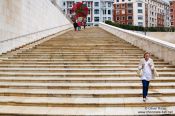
[73,21,78,31]
[77,21,81,31]
[137,52,159,102]
[82,20,86,29]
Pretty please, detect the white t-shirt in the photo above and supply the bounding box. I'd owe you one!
[141,59,152,81]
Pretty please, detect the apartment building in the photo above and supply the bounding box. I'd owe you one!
[170,0,175,27]
[59,0,113,26]
[113,0,170,27]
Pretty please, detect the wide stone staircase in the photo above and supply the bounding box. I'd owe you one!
[0,27,174,115]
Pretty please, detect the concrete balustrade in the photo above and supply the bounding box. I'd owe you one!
[0,0,72,54]
[99,22,175,65]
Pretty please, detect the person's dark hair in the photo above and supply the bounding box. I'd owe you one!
[143,52,150,58]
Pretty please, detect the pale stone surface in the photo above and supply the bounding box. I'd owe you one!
[146,32,175,44]
[0,0,72,54]
[0,27,174,115]
[99,22,175,65]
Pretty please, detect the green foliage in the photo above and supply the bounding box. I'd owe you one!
[105,20,174,32]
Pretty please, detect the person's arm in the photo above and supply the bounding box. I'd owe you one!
[149,59,154,70]
[138,59,144,70]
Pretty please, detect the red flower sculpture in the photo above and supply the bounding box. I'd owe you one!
[72,2,88,19]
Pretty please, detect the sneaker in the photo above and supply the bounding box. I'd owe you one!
[143,98,146,102]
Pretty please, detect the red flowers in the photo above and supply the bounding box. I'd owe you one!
[72,2,88,19]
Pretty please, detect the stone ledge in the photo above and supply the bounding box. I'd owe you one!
[99,22,175,65]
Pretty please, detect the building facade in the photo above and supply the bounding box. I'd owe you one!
[113,0,170,27]
[170,0,175,27]
[59,0,113,26]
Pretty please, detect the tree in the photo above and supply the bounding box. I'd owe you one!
[71,2,88,21]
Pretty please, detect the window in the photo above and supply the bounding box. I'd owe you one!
[128,3,133,8]
[171,9,173,12]
[128,16,132,20]
[88,17,91,22]
[138,3,142,7]
[117,17,120,20]
[87,2,91,7]
[138,15,143,20]
[103,17,106,22]
[108,10,111,15]
[128,22,132,25]
[117,4,120,8]
[117,0,119,2]
[103,10,106,14]
[122,0,125,2]
[138,9,143,13]
[108,17,111,21]
[94,9,99,14]
[122,9,125,14]
[69,10,72,14]
[88,9,90,14]
[63,2,65,6]
[94,2,99,7]
[138,22,143,26]
[69,2,73,7]
[128,10,132,14]
[116,10,120,14]
[122,17,125,20]
[171,22,174,25]
[122,4,125,8]
[94,17,99,22]
[108,3,111,7]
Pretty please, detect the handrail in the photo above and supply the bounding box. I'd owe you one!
[0,23,72,43]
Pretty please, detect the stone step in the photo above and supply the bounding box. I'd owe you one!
[18,52,144,55]
[2,58,163,62]
[0,82,174,89]
[30,47,138,49]
[0,77,175,83]
[0,64,174,68]
[11,56,148,59]
[28,49,142,52]
[0,105,174,115]
[0,72,138,77]
[19,52,145,55]
[0,67,175,72]
[0,27,175,115]
[9,54,150,56]
[0,62,169,65]
[0,88,174,97]
[36,43,134,45]
[0,96,174,107]
[2,72,175,77]
[0,68,174,72]
[34,46,136,49]
[27,49,143,52]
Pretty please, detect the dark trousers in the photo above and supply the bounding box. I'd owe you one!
[74,26,77,31]
[142,80,150,98]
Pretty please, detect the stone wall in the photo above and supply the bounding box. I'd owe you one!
[99,22,175,65]
[0,0,72,54]
[146,32,175,44]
